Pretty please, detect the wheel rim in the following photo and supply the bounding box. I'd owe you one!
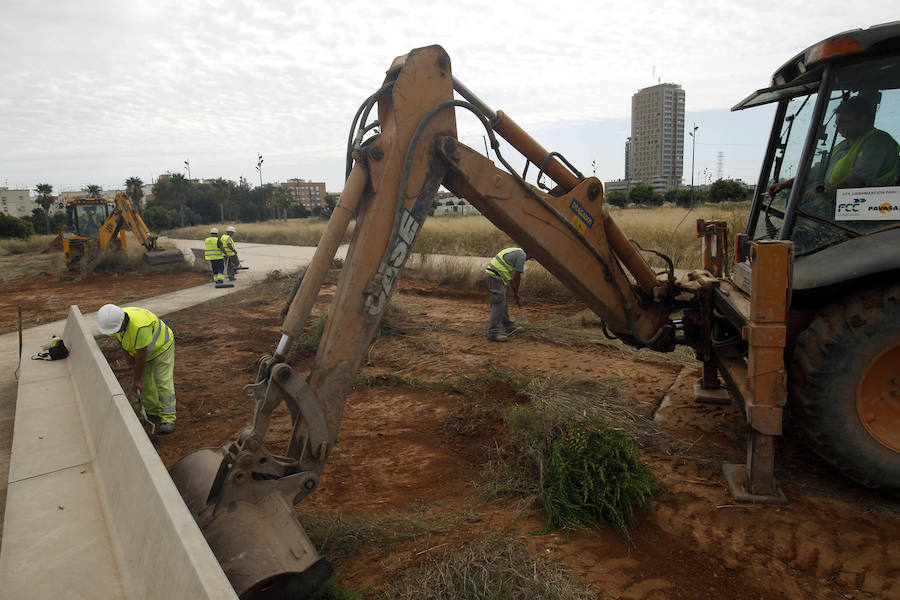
[856,342,900,453]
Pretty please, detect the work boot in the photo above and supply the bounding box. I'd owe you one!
[157,422,175,435]
[488,333,509,342]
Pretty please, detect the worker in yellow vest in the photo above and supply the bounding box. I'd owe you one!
[205,227,227,285]
[483,247,528,342]
[767,96,899,202]
[98,304,176,434]
[221,225,239,281]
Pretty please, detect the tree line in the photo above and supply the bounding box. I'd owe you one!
[0,176,338,239]
[605,178,752,208]
[2,176,750,240]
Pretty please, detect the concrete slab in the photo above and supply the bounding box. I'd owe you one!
[8,376,90,482]
[16,352,69,385]
[0,463,124,599]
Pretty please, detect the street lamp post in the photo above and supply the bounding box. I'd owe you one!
[256,154,272,219]
[689,124,699,208]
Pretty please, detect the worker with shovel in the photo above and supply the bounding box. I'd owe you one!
[205,227,229,286]
[483,247,528,342]
[221,225,240,281]
[98,304,176,434]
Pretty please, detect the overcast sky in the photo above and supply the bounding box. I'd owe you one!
[1,1,897,195]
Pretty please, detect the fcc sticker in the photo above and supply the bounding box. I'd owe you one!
[835,186,900,220]
[569,198,594,231]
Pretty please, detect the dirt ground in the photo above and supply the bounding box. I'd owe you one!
[0,269,210,333]
[75,269,897,600]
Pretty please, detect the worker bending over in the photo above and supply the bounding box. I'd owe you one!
[221,225,239,281]
[99,304,176,434]
[483,247,527,342]
[205,227,227,285]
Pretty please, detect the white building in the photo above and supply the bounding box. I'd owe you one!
[0,188,35,218]
[433,193,480,215]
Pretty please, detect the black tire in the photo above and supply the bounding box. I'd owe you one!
[789,284,900,490]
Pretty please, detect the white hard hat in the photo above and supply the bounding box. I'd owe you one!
[210,227,219,234]
[98,304,125,335]
[226,226,235,233]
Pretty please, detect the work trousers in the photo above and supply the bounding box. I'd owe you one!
[209,258,225,284]
[485,273,514,338]
[226,255,239,280]
[142,343,176,424]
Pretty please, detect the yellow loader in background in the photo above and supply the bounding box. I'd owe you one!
[59,192,183,267]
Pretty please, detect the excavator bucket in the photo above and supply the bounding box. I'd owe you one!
[142,248,185,265]
[170,446,332,599]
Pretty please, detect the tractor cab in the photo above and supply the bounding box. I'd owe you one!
[733,23,900,297]
[67,197,114,239]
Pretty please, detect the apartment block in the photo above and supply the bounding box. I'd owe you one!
[283,178,326,208]
[0,188,35,218]
[629,83,685,192]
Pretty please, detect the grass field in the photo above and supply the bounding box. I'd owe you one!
[167,201,749,271]
[164,202,749,302]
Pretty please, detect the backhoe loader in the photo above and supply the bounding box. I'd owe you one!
[59,193,183,266]
[171,23,900,599]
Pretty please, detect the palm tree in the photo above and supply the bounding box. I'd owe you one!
[125,176,144,208]
[34,183,54,234]
[84,184,104,199]
[169,173,188,227]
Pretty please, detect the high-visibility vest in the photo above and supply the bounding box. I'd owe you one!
[829,128,900,186]
[220,234,235,256]
[204,236,224,260]
[485,247,521,285]
[113,307,173,361]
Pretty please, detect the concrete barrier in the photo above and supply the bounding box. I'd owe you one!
[62,306,236,598]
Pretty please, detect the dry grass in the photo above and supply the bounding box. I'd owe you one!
[166,219,348,246]
[520,311,697,365]
[408,203,749,306]
[413,215,515,257]
[608,202,748,271]
[379,534,596,600]
[296,508,470,557]
[0,231,192,285]
[0,234,58,256]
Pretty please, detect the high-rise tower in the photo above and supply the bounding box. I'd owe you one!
[629,83,685,192]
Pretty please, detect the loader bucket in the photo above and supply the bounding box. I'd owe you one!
[142,248,185,265]
[170,448,332,599]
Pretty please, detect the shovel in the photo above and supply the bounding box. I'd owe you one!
[136,389,155,435]
[514,295,528,325]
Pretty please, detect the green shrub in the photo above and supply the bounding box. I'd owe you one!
[543,419,658,545]
[0,212,35,239]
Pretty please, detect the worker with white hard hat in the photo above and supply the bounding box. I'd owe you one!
[98,304,177,434]
[221,225,240,281]
[204,227,228,285]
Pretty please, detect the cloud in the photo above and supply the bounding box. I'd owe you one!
[1,0,897,192]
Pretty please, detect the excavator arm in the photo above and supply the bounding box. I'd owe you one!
[100,193,184,264]
[171,45,685,599]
